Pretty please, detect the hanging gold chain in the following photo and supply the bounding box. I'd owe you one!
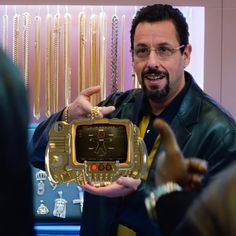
[99,11,107,101]
[64,12,71,107]
[33,15,41,120]
[53,13,61,112]
[90,13,97,105]
[2,13,8,53]
[120,15,126,92]
[23,12,30,89]
[13,13,20,65]
[45,13,53,117]
[78,11,86,94]
[110,13,119,93]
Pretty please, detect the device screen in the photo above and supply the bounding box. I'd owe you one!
[75,124,128,162]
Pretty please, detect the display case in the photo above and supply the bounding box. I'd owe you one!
[28,126,82,235]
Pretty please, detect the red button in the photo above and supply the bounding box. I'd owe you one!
[91,164,98,171]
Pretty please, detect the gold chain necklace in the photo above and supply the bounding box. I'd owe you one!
[64,12,71,107]
[2,11,8,53]
[120,14,125,92]
[90,13,97,105]
[110,13,119,93]
[13,13,20,65]
[78,11,86,94]
[23,12,30,89]
[99,10,107,101]
[45,13,53,117]
[33,15,41,120]
[53,13,61,112]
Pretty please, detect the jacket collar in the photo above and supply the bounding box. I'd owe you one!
[148,72,204,182]
[177,71,203,127]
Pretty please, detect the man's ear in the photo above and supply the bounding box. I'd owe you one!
[183,44,192,68]
[131,56,134,64]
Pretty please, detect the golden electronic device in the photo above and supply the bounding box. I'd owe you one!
[45,119,147,187]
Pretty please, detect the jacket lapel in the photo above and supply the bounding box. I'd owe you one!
[147,77,203,183]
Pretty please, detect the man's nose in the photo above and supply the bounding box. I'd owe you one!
[146,50,161,68]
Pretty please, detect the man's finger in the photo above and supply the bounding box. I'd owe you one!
[185,158,208,174]
[153,118,181,157]
[116,176,141,190]
[81,85,101,97]
[100,106,116,116]
[184,173,203,191]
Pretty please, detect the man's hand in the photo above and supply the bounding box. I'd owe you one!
[81,177,141,198]
[154,118,208,191]
[66,85,115,122]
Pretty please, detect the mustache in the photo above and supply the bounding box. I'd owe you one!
[142,67,168,78]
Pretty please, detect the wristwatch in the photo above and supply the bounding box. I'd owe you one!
[145,182,182,220]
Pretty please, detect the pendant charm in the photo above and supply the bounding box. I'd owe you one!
[53,191,67,218]
[72,186,84,213]
[36,170,47,195]
[37,200,49,215]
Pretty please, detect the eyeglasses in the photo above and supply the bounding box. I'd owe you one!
[132,44,185,60]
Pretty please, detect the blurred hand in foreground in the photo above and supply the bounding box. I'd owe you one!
[154,118,208,191]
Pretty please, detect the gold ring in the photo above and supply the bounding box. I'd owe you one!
[91,106,102,119]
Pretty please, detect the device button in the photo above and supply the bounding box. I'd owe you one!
[105,164,112,171]
[98,164,105,171]
[90,164,98,171]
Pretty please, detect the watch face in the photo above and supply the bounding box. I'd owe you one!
[75,124,128,162]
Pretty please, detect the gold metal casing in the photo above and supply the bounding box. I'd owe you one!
[45,119,147,187]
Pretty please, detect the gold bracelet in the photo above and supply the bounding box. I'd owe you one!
[63,106,69,123]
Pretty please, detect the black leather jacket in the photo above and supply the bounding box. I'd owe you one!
[29,72,236,236]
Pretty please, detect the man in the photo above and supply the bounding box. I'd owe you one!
[29,4,236,236]
[0,48,35,235]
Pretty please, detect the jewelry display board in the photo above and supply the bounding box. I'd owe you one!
[33,167,83,223]
[0,5,138,124]
[29,127,84,225]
